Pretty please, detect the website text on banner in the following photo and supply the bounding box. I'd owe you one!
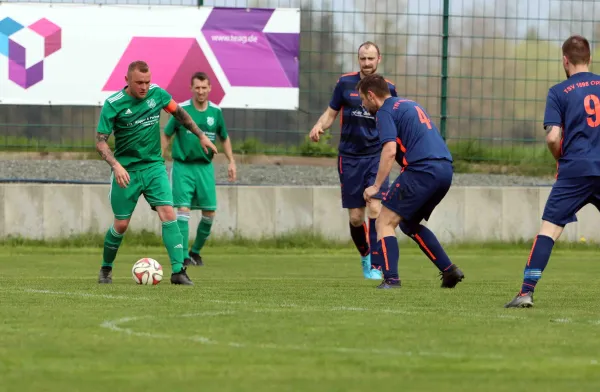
[0,4,300,110]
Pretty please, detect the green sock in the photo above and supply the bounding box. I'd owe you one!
[191,215,214,254]
[102,225,124,268]
[176,211,190,259]
[162,220,184,273]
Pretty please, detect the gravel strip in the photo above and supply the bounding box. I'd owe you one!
[0,159,556,187]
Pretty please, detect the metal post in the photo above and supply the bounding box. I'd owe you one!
[440,0,449,141]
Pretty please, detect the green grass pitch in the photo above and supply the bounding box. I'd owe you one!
[1,244,600,391]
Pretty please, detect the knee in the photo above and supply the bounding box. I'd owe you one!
[349,215,364,227]
[157,205,176,221]
[201,212,215,225]
[348,208,365,227]
[539,220,564,242]
[177,208,190,222]
[202,210,216,220]
[165,210,177,221]
[376,206,401,228]
[113,219,130,234]
[367,200,382,218]
[375,209,394,232]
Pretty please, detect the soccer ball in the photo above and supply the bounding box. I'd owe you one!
[131,258,163,285]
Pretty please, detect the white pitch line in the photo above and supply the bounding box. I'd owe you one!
[16,288,598,326]
[20,289,248,306]
[23,289,145,301]
[551,318,572,324]
[98,310,599,364]
[98,311,500,361]
[12,288,600,364]
[334,306,370,312]
[496,314,527,320]
[204,299,248,305]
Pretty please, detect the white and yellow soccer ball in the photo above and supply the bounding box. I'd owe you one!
[131,258,163,285]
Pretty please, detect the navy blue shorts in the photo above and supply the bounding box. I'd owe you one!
[542,176,600,226]
[382,161,453,224]
[338,155,390,209]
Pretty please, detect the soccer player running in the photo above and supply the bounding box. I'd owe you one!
[505,35,600,308]
[359,74,465,289]
[309,41,397,280]
[162,72,236,267]
[96,61,218,286]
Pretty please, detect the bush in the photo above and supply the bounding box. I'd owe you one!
[297,130,337,157]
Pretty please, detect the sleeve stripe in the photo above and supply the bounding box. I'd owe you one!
[107,92,124,103]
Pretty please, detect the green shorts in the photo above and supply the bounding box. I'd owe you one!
[109,163,173,219]
[170,160,217,211]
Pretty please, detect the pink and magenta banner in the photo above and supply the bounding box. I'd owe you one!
[202,8,299,89]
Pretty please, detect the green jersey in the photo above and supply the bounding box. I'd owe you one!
[97,84,173,171]
[164,100,228,164]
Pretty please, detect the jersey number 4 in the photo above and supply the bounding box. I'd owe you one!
[415,106,432,129]
[584,94,600,127]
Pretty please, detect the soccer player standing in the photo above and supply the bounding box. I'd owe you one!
[505,35,600,308]
[359,74,465,289]
[309,42,397,280]
[162,72,236,267]
[96,61,218,286]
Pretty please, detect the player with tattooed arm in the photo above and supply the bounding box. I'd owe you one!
[95,61,217,286]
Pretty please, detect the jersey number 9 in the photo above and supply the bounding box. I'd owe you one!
[584,94,600,128]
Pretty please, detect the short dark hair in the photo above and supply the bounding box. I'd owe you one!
[127,61,149,75]
[358,41,380,57]
[562,35,591,65]
[356,73,390,98]
[191,72,210,85]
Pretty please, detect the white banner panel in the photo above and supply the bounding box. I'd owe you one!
[0,4,300,109]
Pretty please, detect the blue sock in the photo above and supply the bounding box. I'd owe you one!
[368,218,380,269]
[405,224,453,272]
[378,236,399,280]
[349,222,369,256]
[521,235,554,294]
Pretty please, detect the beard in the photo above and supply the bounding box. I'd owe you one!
[564,68,570,78]
[361,66,377,75]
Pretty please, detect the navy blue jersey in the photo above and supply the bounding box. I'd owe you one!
[329,72,397,157]
[544,72,600,179]
[376,97,452,168]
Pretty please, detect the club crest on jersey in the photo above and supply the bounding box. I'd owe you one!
[207,117,215,127]
[146,99,157,109]
[351,107,374,119]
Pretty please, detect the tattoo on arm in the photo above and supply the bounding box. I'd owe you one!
[95,133,118,168]
[173,105,204,138]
